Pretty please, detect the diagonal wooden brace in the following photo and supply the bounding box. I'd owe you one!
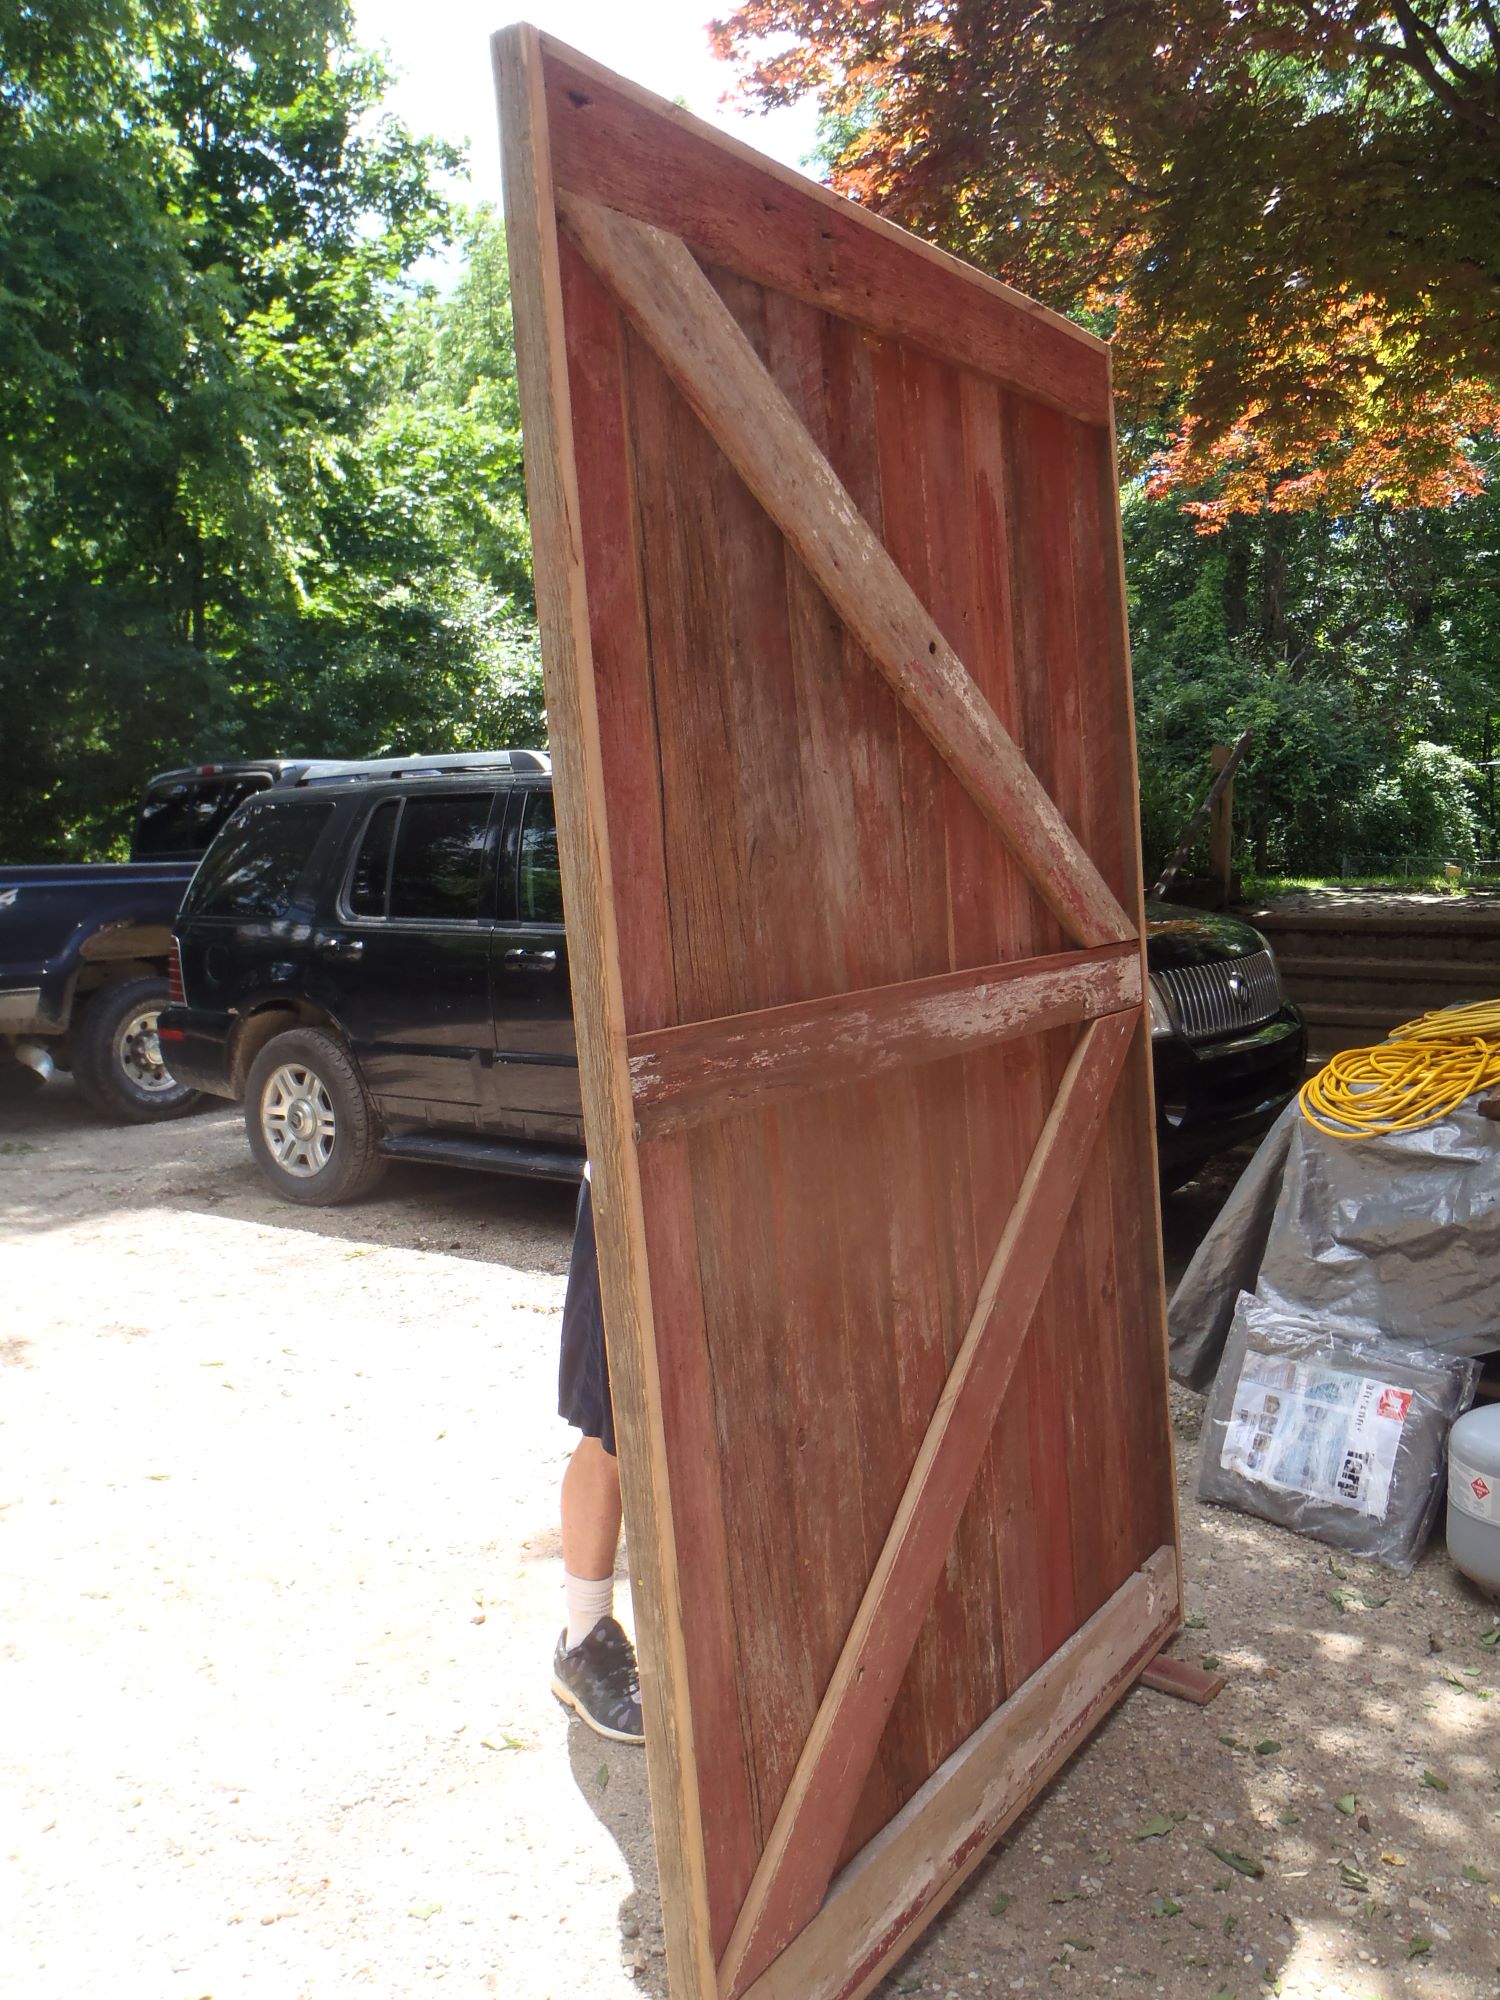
[716,1009,1139,1998]
[558,192,1135,955]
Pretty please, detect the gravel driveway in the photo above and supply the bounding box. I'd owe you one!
[2,1085,1497,1999]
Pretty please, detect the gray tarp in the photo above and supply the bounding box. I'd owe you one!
[1169,1100,1500,1389]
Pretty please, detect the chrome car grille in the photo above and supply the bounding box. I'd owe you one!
[1156,949,1282,1042]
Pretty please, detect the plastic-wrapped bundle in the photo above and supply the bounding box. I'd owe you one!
[1170,1101,1500,1392]
[1198,1293,1481,1571]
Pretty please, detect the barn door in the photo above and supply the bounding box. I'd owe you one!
[495,29,1182,2000]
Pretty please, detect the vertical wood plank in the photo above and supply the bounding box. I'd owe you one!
[867,333,971,1815]
[960,372,1051,1703]
[492,29,716,1999]
[557,236,764,1948]
[1099,400,1183,1577]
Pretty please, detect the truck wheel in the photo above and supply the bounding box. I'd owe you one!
[72,977,201,1123]
[245,1028,387,1206]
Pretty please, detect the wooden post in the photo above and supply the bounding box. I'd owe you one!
[1208,743,1235,908]
[1151,729,1252,901]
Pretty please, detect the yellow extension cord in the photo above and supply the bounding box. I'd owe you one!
[1299,999,1500,1138]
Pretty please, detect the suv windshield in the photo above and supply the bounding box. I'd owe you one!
[185,799,334,920]
[133,775,270,860]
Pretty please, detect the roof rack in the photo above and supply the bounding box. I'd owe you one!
[290,750,551,786]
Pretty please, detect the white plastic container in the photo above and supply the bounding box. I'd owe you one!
[1447,1403,1500,1597]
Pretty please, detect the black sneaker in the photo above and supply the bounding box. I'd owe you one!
[551,1616,645,1743]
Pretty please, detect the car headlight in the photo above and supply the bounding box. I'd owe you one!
[1148,977,1176,1040]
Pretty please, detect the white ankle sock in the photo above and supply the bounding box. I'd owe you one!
[564,1571,615,1649]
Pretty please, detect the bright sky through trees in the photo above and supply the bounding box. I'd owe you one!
[351,0,819,199]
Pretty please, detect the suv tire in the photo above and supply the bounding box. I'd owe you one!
[72,976,201,1122]
[245,1028,387,1206]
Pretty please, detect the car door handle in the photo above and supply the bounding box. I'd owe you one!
[503,947,558,969]
[318,935,364,961]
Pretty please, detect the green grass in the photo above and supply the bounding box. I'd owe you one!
[1243,873,1472,898]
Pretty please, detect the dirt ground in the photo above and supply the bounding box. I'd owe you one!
[2,1084,1497,2000]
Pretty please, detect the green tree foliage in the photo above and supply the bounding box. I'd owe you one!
[0,2,541,861]
[1130,475,1500,876]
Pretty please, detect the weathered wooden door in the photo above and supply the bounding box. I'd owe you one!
[495,28,1182,2000]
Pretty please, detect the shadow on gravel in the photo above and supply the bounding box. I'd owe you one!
[566,1717,667,1995]
[157,1160,579,1272]
[2,1073,578,1269]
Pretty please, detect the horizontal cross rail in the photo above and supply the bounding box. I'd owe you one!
[627,945,1141,1138]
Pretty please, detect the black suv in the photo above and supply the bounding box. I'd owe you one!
[162,753,1304,1203]
[162,754,582,1201]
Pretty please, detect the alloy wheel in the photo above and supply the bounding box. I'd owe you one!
[260,1063,336,1176]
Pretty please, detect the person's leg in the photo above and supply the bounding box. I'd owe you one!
[552,1176,643,1742]
[560,1435,622,1645]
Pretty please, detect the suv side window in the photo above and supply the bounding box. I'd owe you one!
[387,793,494,923]
[347,799,399,918]
[187,799,334,920]
[518,790,563,924]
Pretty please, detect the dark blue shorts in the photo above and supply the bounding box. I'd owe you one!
[558,1176,615,1456]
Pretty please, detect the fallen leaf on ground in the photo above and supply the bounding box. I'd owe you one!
[1132,1812,1184,1840]
[1382,1853,1406,1867]
[1184,1612,1207,1629]
[1253,1739,1281,1756]
[1462,1863,1490,1884]
[1420,1770,1449,1792]
[1407,1934,1432,1959]
[409,1903,442,1921]
[595,1763,609,1792]
[1206,1844,1264,1879]
[989,1891,1011,1917]
[1335,1794,1357,1815]
[1150,1896,1183,1919]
